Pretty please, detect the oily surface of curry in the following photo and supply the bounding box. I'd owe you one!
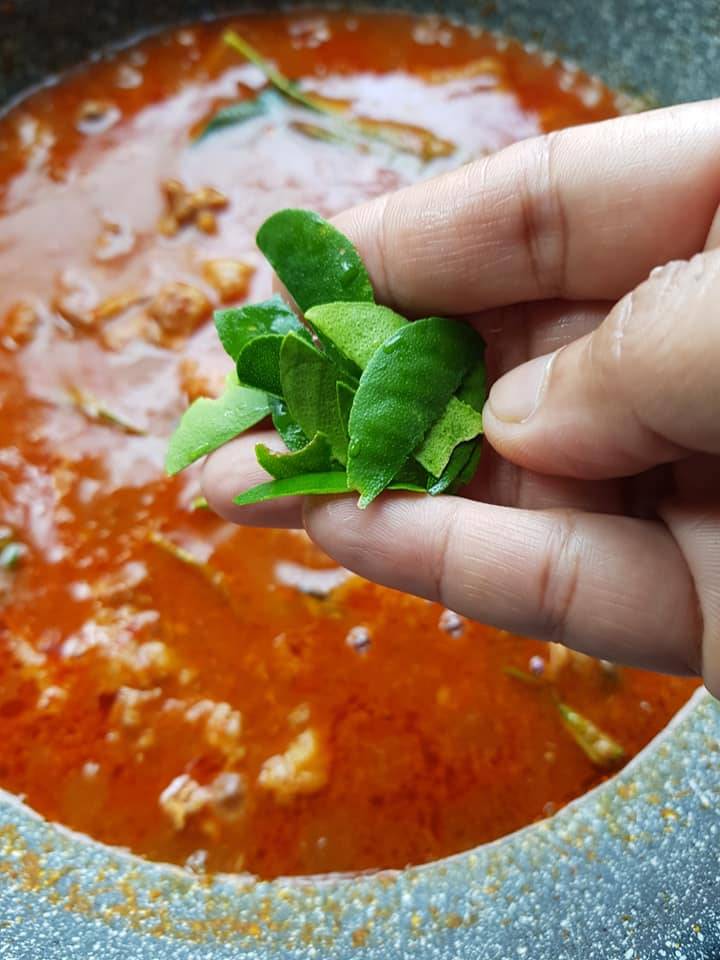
[0,13,697,879]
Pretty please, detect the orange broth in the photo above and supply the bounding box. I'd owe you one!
[0,12,697,878]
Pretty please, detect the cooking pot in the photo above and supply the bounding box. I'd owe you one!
[1,2,719,957]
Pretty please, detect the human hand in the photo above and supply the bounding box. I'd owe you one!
[203,100,720,694]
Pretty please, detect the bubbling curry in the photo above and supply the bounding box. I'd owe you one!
[0,12,697,878]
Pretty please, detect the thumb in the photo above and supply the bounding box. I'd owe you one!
[482,246,720,479]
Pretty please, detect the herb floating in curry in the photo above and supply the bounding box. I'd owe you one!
[197,31,457,162]
[166,209,486,507]
[503,667,625,768]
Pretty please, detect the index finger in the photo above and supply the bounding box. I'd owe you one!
[333,100,720,315]
[302,493,701,679]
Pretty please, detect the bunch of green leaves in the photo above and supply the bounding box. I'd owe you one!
[195,31,455,162]
[166,208,486,509]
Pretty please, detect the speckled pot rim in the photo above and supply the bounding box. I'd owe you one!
[1,686,718,957]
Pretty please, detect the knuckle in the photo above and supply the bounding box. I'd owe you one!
[431,501,463,608]
[608,251,720,373]
[516,131,569,299]
[597,249,720,450]
[536,510,583,642]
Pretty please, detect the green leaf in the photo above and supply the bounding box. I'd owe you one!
[308,301,484,480]
[148,531,228,598]
[557,702,625,768]
[233,471,349,506]
[224,30,319,112]
[65,386,146,436]
[305,301,407,376]
[415,396,483,477]
[195,88,284,142]
[457,359,487,411]
[165,380,270,475]
[256,209,374,312]
[256,432,334,480]
[503,666,544,687]
[451,441,482,491]
[307,301,483,482]
[426,440,478,495]
[280,331,350,463]
[215,295,301,362]
[0,542,23,569]
[336,381,355,440]
[269,396,308,452]
[392,457,432,489]
[347,317,485,507]
[387,482,427,494]
[236,334,283,396]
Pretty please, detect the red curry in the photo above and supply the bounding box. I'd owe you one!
[0,13,697,878]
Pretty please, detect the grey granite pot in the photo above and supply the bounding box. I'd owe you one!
[1,3,719,958]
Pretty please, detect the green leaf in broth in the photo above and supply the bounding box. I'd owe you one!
[0,542,24,569]
[347,317,485,507]
[223,31,456,162]
[215,295,301,362]
[65,386,146,436]
[236,334,284,396]
[256,209,374,312]
[557,702,625,768]
[305,301,407,376]
[269,395,308,452]
[165,380,270,475]
[195,88,284,142]
[234,470,349,506]
[503,666,544,687]
[280,331,350,464]
[255,431,334,480]
[415,396,483,478]
[224,31,318,112]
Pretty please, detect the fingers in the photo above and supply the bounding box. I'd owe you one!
[468,450,625,515]
[333,100,720,315]
[476,298,609,380]
[303,493,701,676]
[661,501,720,697]
[202,430,303,528]
[483,248,720,479]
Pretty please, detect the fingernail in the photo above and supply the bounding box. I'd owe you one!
[487,351,555,424]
